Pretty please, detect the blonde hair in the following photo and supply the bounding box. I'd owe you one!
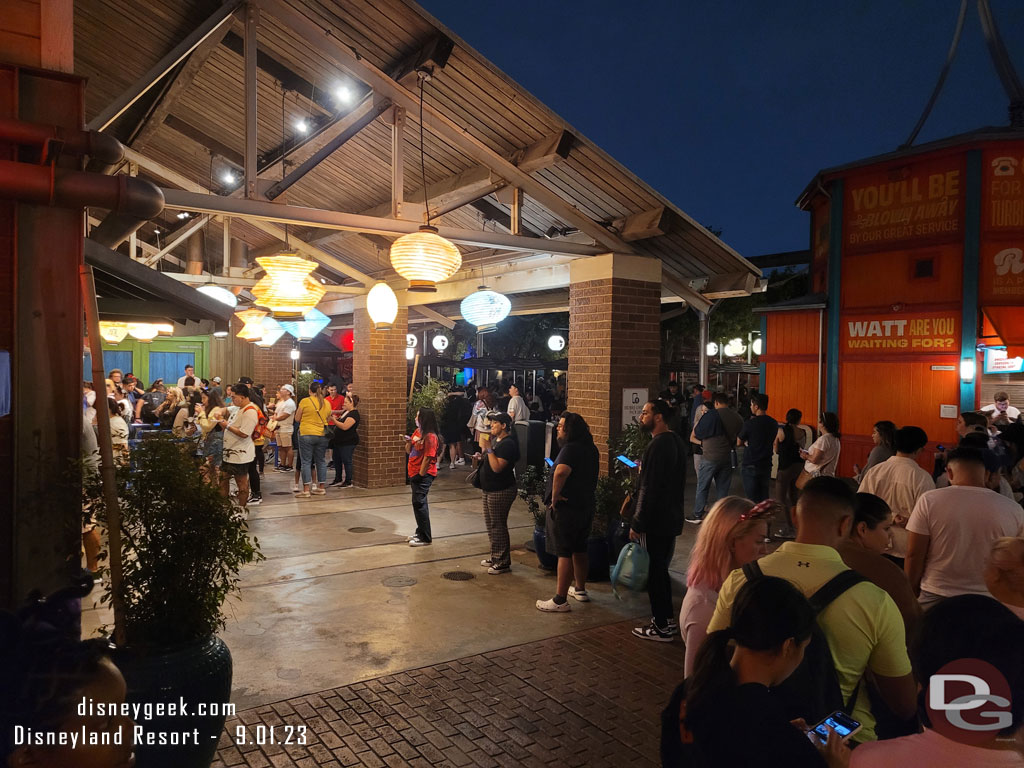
[988,537,1024,593]
[686,496,764,591]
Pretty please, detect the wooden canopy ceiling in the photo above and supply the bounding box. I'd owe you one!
[75,0,761,315]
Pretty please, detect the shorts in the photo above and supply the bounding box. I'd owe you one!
[220,461,249,477]
[276,429,292,448]
[441,426,462,443]
[546,504,592,557]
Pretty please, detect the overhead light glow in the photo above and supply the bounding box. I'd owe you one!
[251,252,325,317]
[127,323,159,342]
[196,284,238,308]
[213,330,229,338]
[406,333,418,348]
[176,212,189,220]
[752,338,763,356]
[706,342,719,356]
[295,119,309,134]
[389,226,462,291]
[221,171,237,186]
[432,334,449,351]
[547,334,565,352]
[99,322,129,345]
[405,347,416,361]
[724,338,747,356]
[236,308,267,341]
[334,85,352,103]
[366,281,398,330]
[960,358,976,382]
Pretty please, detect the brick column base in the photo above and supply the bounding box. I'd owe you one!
[568,255,661,473]
[253,340,294,392]
[352,306,409,488]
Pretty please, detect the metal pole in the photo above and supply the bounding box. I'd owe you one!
[243,2,259,199]
[817,309,824,416]
[81,265,127,646]
[697,310,709,387]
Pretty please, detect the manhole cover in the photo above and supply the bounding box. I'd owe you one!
[348,526,375,533]
[441,571,474,581]
[382,575,418,588]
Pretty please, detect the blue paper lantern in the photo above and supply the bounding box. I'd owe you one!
[460,288,510,333]
[280,308,330,341]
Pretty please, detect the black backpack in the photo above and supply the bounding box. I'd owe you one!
[742,561,866,723]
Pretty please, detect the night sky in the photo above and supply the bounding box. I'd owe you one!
[418,0,1024,259]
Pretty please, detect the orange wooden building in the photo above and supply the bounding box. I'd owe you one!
[759,129,1024,476]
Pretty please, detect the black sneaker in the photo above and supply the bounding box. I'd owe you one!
[247,496,262,506]
[684,515,704,525]
[632,621,675,642]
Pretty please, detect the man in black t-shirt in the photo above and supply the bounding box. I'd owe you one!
[477,412,520,574]
[631,399,688,641]
[537,412,600,612]
[737,393,777,503]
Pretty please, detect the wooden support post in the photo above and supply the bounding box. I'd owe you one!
[127,162,138,260]
[244,2,259,199]
[391,105,406,219]
[81,265,126,646]
[510,187,522,235]
[222,216,231,276]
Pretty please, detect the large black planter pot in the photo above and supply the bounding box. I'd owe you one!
[533,527,558,570]
[113,635,233,768]
[587,537,610,582]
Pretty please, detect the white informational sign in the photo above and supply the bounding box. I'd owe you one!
[985,348,1024,374]
[939,404,958,419]
[622,388,648,428]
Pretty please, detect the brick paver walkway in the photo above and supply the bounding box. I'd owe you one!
[214,620,682,767]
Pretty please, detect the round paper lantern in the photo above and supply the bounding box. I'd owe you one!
[432,334,449,351]
[405,347,416,360]
[280,308,330,341]
[706,342,719,356]
[460,288,510,333]
[389,226,462,292]
[255,316,286,347]
[406,333,418,348]
[752,338,763,356]
[127,323,159,342]
[196,284,238,308]
[251,252,325,317]
[547,334,565,352]
[99,322,129,345]
[366,281,398,330]
[236,308,268,341]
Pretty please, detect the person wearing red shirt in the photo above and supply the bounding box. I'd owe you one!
[406,407,440,547]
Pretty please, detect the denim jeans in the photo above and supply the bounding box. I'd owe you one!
[298,433,330,487]
[692,457,733,518]
[410,474,435,542]
[741,463,771,503]
[334,443,356,484]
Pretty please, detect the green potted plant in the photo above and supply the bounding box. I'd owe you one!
[407,377,449,433]
[86,436,263,768]
[517,464,556,570]
[606,423,651,560]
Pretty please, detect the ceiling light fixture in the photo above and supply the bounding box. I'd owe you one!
[366,281,398,330]
[460,286,510,334]
[196,284,238,308]
[236,308,267,341]
[251,251,325,318]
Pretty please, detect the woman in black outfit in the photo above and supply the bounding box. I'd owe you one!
[773,408,805,538]
[683,576,849,768]
[330,393,360,487]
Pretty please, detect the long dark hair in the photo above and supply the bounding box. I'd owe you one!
[820,411,841,439]
[417,407,439,438]
[873,420,896,451]
[559,411,593,444]
[186,389,203,418]
[686,576,814,722]
[203,389,225,411]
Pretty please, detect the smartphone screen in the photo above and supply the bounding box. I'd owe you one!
[544,458,554,467]
[615,454,638,468]
[809,711,860,743]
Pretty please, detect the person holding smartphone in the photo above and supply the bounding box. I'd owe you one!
[682,576,849,768]
[406,408,441,546]
[475,412,520,574]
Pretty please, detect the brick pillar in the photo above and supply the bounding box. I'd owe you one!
[252,340,293,391]
[568,254,661,473]
[352,305,409,488]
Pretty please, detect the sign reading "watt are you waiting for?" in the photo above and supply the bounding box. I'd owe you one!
[842,311,959,354]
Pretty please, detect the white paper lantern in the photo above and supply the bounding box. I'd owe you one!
[432,334,449,351]
[724,338,746,356]
[706,342,719,356]
[406,347,416,360]
[752,338,763,356]
[547,334,565,352]
[366,281,398,330]
[196,284,238,308]
[389,226,462,291]
[406,333,418,348]
[460,288,510,333]
[127,323,159,342]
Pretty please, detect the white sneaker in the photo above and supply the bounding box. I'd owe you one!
[449,462,455,470]
[487,565,510,575]
[455,458,465,466]
[480,559,493,567]
[568,586,590,602]
[409,537,431,547]
[535,597,570,613]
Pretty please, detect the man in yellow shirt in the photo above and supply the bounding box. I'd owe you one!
[707,477,916,743]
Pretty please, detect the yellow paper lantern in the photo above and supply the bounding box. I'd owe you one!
[389,226,462,292]
[251,252,326,317]
[99,322,129,345]
[127,323,159,342]
[366,281,398,330]
[235,308,268,341]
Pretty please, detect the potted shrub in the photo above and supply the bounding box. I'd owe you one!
[517,464,556,570]
[606,423,652,560]
[86,435,263,768]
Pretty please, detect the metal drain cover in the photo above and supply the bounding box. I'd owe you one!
[441,571,474,581]
[382,575,418,588]
[348,526,375,533]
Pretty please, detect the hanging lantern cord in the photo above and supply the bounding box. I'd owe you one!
[418,71,432,227]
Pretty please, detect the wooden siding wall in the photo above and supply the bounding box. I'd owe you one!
[2,0,74,73]
[762,311,821,429]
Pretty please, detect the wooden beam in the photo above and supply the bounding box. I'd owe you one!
[243,3,259,200]
[662,272,711,314]
[609,206,667,242]
[253,0,629,253]
[87,0,243,131]
[144,215,209,266]
[221,30,333,116]
[700,271,759,299]
[413,305,455,329]
[164,115,244,167]
[131,21,234,149]
[165,273,258,287]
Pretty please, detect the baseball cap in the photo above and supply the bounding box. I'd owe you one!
[282,384,295,395]
[212,376,222,383]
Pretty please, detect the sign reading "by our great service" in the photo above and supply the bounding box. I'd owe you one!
[842,312,959,354]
